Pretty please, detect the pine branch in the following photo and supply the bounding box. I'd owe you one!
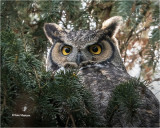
[65,116,70,127]
[33,68,42,89]
[69,113,76,127]
[123,1,150,62]
[149,78,160,84]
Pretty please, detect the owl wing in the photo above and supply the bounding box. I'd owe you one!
[79,63,159,127]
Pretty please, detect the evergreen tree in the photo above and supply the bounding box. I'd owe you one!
[1,0,159,127]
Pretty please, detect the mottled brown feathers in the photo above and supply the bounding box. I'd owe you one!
[44,16,159,127]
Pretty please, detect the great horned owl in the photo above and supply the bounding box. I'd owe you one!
[44,16,159,127]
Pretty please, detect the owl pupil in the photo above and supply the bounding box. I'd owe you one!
[92,46,98,52]
[65,48,70,53]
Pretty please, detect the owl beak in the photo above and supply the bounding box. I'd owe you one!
[76,52,82,66]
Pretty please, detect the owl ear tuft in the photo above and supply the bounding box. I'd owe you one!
[101,16,123,38]
[43,23,66,44]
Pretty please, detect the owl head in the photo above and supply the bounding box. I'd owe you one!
[44,16,124,72]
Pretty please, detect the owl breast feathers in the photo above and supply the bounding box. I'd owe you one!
[44,16,159,127]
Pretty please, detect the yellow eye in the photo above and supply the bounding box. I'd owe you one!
[62,46,72,55]
[89,44,102,55]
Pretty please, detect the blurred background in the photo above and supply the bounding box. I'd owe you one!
[1,0,160,126]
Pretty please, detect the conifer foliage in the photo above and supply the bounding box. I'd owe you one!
[34,70,103,127]
[1,0,159,127]
[106,80,141,126]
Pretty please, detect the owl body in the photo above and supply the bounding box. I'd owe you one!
[44,16,159,127]
[79,63,131,118]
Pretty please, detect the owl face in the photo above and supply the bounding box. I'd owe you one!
[44,16,123,71]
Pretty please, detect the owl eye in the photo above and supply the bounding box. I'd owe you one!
[62,45,72,55]
[89,44,102,55]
